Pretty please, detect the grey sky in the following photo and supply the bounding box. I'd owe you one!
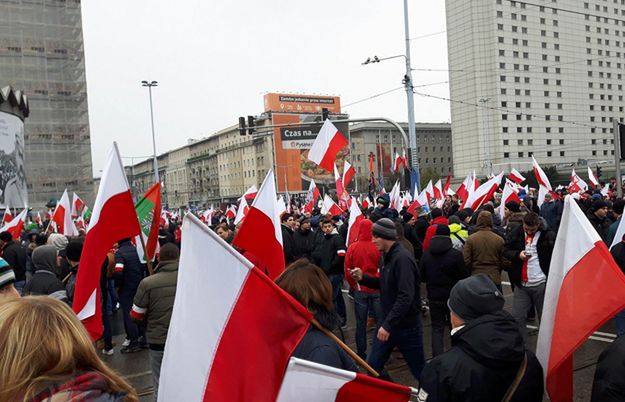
[81,0,450,175]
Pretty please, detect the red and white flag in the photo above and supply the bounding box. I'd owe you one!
[2,208,13,224]
[35,211,42,225]
[343,160,355,189]
[159,214,312,402]
[0,209,27,240]
[508,168,526,185]
[232,169,285,279]
[73,143,141,341]
[537,196,625,402]
[568,169,588,194]
[71,192,86,218]
[334,164,345,199]
[307,119,348,172]
[424,180,434,205]
[392,151,407,173]
[532,156,552,191]
[587,166,599,188]
[443,175,451,197]
[240,185,258,201]
[464,172,504,211]
[234,197,249,226]
[276,357,413,402]
[346,198,364,247]
[277,197,287,217]
[51,189,78,236]
[433,179,444,201]
[455,174,472,206]
[225,205,237,220]
[321,194,342,216]
[498,179,522,220]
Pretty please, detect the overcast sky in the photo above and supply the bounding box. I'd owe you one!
[81,0,450,175]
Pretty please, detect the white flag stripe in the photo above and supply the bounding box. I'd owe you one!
[276,358,356,402]
[90,144,130,229]
[251,169,282,244]
[158,214,252,402]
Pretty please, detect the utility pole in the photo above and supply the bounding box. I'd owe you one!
[614,118,623,198]
[403,0,420,193]
[141,80,160,183]
[479,97,492,177]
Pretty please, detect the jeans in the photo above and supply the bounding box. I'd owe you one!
[512,282,546,342]
[329,274,346,324]
[616,308,625,337]
[119,294,140,344]
[150,348,165,401]
[354,291,384,359]
[367,322,425,382]
[429,300,450,358]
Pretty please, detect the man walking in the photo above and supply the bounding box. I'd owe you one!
[463,211,505,291]
[350,217,425,381]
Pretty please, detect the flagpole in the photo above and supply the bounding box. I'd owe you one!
[310,318,379,377]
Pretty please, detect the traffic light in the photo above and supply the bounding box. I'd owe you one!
[322,107,329,121]
[238,117,246,136]
[247,115,256,135]
[597,166,603,178]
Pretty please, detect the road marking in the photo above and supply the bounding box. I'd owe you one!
[124,370,152,380]
[526,325,614,343]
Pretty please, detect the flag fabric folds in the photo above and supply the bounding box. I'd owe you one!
[72,143,141,341]
[587,166,599,188]
[334,164,345,199]
[508,168,526,185]
[464,172,504,211]
[72,192,86,218]
[134,183,161,263]
[234,197,249,225]
[51,189,78,236]
[276,357,412,402]
[0,209,27,240]
[321,194,342,216]
[307,119,348,172]
[537,196,625,402]
[158,214,312,402]
[232,169,285,279]
[343,160,355,189]
[346,198,363,247]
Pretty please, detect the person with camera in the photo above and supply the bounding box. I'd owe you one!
[503,212,555,341]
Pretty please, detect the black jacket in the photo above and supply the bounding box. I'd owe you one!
[420,236,468,302]
[114,240,146,297]
[503,220,556,286]
[610,241,625,274]
[311,232,346,276]
[591,336,625,402]
[586,211,612,243]
[293,229,317,260]
[361,242,420,331]
[2,240,26,281]
[419,310,544,402]
[415,216,429,243]
[281,224,296,265]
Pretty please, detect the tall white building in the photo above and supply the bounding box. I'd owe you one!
[445,0,625,177]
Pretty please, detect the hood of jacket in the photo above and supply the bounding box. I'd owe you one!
[429,235,453,254]
[357,219,373,242]
[453,310,525,369]
[155,260,179,273]
[431,216,449,225]
[32,245,58,273]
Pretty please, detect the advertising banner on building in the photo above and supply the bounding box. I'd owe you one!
[0,111,27,208]
[265,93,347,193]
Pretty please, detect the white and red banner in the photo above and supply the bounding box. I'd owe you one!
[307,119,348,172]
[51,189,78,236]
[392,151,407,173]
[71,192,86,218]
[0,208,27,240]
[240,185,258,201]
[508,168,526,185]
[321,194,342,216]
[532,156,552,191]
[158,214,312,402]
[342,160,355,189]
[233,169,285,279]
[73,143,141,341]
[568,169,588,194]
[588,166,599,188]
[2,208,13,224]
[276,357,413,402]
[464,172,504,211]
[537,196,625,402]
[346,197,364,247]
[456,174,473,206]
[334,164,345,199]
[499,179,522,220]
[234,197,249,226]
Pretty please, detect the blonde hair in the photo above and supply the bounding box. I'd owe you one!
[0,296,138,402]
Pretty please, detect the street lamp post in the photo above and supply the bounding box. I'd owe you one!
[141,80,160,183]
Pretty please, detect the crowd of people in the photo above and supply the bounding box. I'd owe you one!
[0,183,624,401]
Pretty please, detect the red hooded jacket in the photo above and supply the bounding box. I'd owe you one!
[344,219,381,293]
[423,216,449,251]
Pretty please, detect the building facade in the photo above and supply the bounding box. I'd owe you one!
[1,0,94,207]
[446,0,625,177]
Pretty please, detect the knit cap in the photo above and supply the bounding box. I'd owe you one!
[505,201,521,213]
[0,258,15,289]
[372,218,397,240]
[448,274,504,321]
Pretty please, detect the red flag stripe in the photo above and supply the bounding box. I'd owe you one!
[318,133,348,172]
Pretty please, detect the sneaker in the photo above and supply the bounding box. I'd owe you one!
[122,338,131,347]
[120,344,142,354]
[101,348,114,356]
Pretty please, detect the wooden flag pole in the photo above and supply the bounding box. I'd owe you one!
[138,233,154,276]
[310,318,380,377]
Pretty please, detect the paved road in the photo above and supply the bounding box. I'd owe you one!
[106,276,615,401]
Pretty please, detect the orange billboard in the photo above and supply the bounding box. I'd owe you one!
[264,93,341,114]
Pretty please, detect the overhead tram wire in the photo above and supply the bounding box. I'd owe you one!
[343,81,449,108]
[503,0,625,25]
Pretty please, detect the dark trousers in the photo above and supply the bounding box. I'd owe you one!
[119,293,141,344]
[354,291,384,359]
[329,274,346,323]
[367,322,425,382]
[429,300,450,358]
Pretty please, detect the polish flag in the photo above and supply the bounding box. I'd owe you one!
[472,170,479,191]
[51,189,78,236]
[307,119,348,172]
[73,143,141,341]
[232,169,285,279]
[159,214,312,402]
[2,208,13,224]
[424,180,434,205]
[568,169,588,194]
[415,189,430,212]
[588,166,600,188]
[240,185,258,201]
[234,197,250,225]
[537,196,625,402]
[342,160,356,188]
[35,211,42,226]
[532,156,552,191]
[346,198,364,247]
[225,205,237,220]
[71,192,85,218]
[392,151,407,172]
[443,175,451,197]
[464,172,504,211]
[334,164,345,199]
[389,181,401,211]
[321,194,342,216]
[508,168,526,184]
[433,179,444,200]
[0,209,27,240]
[499,179,522,219]
[277,197,287,217]
[456,174,472,206]
[276,358,412,402]
[201,207,213,225]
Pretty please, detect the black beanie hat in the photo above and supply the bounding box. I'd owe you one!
[592,199,608,211]
[0,231,12,242]
[505,201,521,213]
[431,208,443,219]
[435,224,450,236]
[372,218,397,240]
[457,210,469,222]
[65,240,84,262]
[447,274,504,321]
[613,199,625,215]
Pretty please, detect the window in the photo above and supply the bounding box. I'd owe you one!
[504,152,510,158]
[518,139,523,145]
[518,152,524,157]
[503,139,509,145]
[547,151,552,157]
[547,139,552,145]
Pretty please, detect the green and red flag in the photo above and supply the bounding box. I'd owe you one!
[135,183,161,262]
